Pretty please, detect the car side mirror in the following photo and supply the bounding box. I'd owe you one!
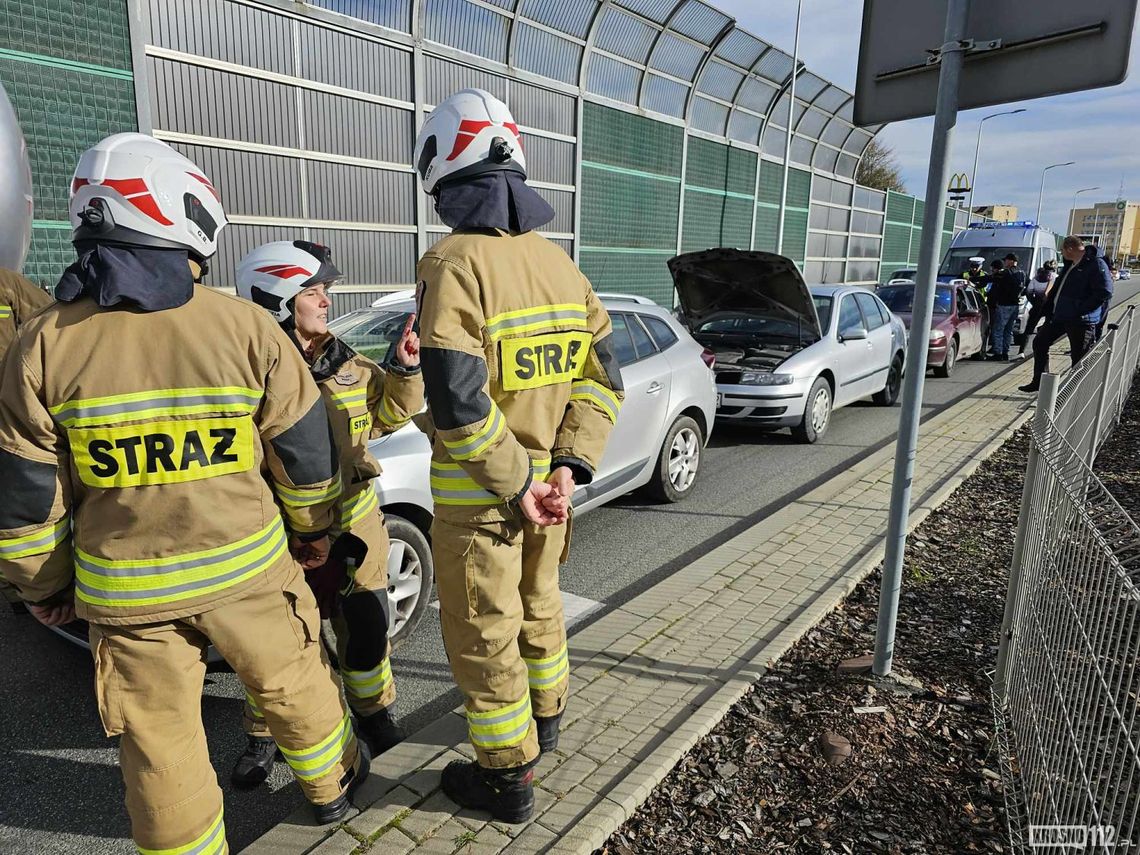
[839,325,867,342]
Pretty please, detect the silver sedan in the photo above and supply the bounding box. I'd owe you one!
[670,249,907,443]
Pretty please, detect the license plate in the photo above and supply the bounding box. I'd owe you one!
[717,393,724,408]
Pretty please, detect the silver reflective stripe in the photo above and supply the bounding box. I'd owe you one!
[487,308,588,338]
[56,391,260,423]
[470,717,531,746]
[76,521,283,578]
[445,407,504,458]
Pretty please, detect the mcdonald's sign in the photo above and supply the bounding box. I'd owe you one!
[948,172,972,194]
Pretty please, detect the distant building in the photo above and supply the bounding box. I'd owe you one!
[1070,201,1140,264]
[971,204,1019,222]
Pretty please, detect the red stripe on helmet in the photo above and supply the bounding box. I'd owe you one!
[446,119,494,162]
[101,178,150,197]
[87,178,174,226]
[188,172,222,202]
[71,177,89,194]
[255,265,312,279]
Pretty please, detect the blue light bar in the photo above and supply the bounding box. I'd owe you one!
[966,220,1038,229]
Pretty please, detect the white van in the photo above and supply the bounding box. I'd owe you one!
[939,221,1059,281]
[938,221,1060,342]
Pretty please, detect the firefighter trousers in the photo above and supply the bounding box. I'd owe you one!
[432,509,571,769]
[244,509,396,737]
[90,562,362,854]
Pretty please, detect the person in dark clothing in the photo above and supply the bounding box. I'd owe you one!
[988,253,1026,360]
[1095,258,1119,342]
[1019,237,1114,393]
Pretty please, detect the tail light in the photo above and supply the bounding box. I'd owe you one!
[700,348,716,369]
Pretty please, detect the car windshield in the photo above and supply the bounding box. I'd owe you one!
[812,295,833,330]
[877,284,953,315]
[939,247,1030,276]
[696,314,804,339]
[328,309,412,363]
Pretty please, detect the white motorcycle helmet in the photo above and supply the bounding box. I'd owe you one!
[413,88,526,195]
[70,133,227,260]
[0,83,33,272]
[236,240,342,324]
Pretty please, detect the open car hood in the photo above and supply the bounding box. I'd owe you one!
[668,249,822,339]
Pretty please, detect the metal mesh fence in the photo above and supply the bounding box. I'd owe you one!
[995,306,1140,853]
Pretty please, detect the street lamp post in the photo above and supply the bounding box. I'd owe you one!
[776,0,803,255]
[1036,161,1075,226]
[1068,187,1100,235]
[967,108,1026,215]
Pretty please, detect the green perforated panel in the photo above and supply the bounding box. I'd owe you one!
[685,137,756,196]
[583,101,682,176]
[757,160,782,206]
[580,102,682,302]
[886,191,915,224]
[1,0,132,68]
[25,225,72,289]
[681,191,752,252]
[1,60,137,222]
[753,205,778,253]
[579,250,674,306]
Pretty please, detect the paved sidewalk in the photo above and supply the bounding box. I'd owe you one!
[247,354,1045,855]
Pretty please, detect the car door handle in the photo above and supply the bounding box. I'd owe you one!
[646,382,663,395]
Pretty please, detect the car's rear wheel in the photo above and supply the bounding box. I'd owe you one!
[385,514,434,650]
[792,377,832,443]
[647,415,702,503]
[873,354,903,406]
[934,338,957,378]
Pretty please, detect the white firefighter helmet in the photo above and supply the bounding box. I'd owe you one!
[968,256,985,266]
[70,133,227,259]
[413,88,526,195]
[235,240,343,323]
[0,83,33,272]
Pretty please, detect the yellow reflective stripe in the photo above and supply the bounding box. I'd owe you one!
[75,518,287,608]
[430,458,550,506]
[340,487,379,530]
[570,380,621,423]
[0,516,70,559]
[136,807,225,855]
[486,303,588,341]
[279,712,353,781]
[0,305,11,320]
[468,694,533,749]
[329,389,368,411]
[342,658,393,699]
[274,479,342,509]
[245,692,264,719]
[375,394,409,430]
[524,644,570,689]
[443,405,505,461]
[50,386,262,429]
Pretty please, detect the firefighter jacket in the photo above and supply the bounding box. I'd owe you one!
[416,228,624,519]
[0,284,341,624]
[304,334,424,535]
[0,268,52,358]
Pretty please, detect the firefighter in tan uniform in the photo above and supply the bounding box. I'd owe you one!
[412,89,624,822]
[0,133,371,853]
[230,240,424,785]
[0,81,53,614]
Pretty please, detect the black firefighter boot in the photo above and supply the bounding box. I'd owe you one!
[313,737,373,825]
[230,736,279,789]
[357,706,406,755]
[535,711,564,754]
[441,758,537,824]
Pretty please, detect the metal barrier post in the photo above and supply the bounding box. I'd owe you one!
[994,372,1059,699]
[1086,327,1117,466]
[1115,308,1137,422]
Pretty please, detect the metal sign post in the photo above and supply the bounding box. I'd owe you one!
[871,0,969,677]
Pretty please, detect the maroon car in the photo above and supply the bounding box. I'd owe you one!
[876,281,989,377]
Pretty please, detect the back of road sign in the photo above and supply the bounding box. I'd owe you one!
[854,0,1138,126]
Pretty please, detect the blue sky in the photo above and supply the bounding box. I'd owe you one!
[715,0,1139,234]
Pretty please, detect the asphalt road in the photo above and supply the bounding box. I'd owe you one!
[3,280,1137,854]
